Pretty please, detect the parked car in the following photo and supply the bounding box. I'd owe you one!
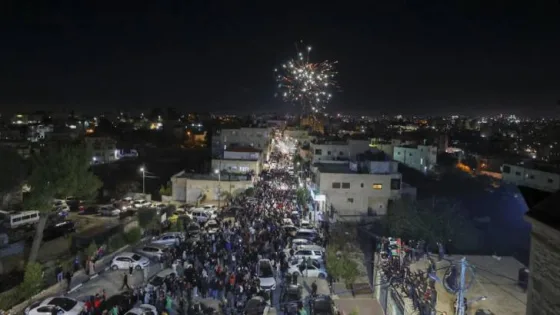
[151,232,182,246]
[205,220,220,234]
[133,200,151,208]
[110,252,150,270]
[309,295,339,315]
[283,225,298,237]
[124,304,157,315]
[79,206,98,215]
[99,205,121,216]
[244,296,267,315]
[42,220,76,241]
[288,259,327,278]
[281,283,303,314]
[191,210,213,224]
[257,259,276,291]
[291,238,313,250]
[136,244,169,260]
[147,268,176,291]
[292,247,324,262]
[294,228,321,243]
[25,297,85,315]
[99,291,135,315]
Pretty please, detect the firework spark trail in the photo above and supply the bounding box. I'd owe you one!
[274,42,338,115]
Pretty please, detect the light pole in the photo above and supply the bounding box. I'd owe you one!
[215,169,221,209]
[139,167,146,194]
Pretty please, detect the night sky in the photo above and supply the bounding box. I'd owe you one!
[1,1,560,116]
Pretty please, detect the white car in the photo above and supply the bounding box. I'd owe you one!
[300,219,311,229]
[111,252,150,270]
[151,233,182,246]
[257,259,276,291]
[205,219,220,234]
[291,238,312,250]
[288,259,327,278]
[136,244,169,260]
[25,297,85,315]
[98,205,121,216]
[124,304,158,315]
[133,199,151,208]
[292,248,324,262]
[201,204,218,211]
[282,218,294,226]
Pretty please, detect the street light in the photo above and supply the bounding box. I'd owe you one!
[139,167,146,194]
[215,169,221,209]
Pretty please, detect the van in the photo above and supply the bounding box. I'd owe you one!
[191,210,211,224]
[0,210,40,229]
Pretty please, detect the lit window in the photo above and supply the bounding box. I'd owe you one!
[372,184,383,190]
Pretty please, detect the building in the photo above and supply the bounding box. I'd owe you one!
[211,147,263,176]
[170,171,253,203]
[310,139,371,164]
[212,127,271,157]
[524,191,560,315]
[393,144,438,172]
[84,136,119,164]
[311,160,403,219]
[284,128,316,144]
[502,163,560,193]
[27,124,54,142]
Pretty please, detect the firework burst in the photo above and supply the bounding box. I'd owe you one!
[274,42,338,114]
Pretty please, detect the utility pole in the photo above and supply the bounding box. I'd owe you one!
[456,257,467,315]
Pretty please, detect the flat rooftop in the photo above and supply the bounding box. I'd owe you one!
[314,162,353,174]
[515,161,560,174]
[173,171,252,181]
[225,147,262,153]
[408,255,527,315]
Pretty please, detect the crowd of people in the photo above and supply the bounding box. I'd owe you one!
[84,145,328,315]
[377,238,439,315]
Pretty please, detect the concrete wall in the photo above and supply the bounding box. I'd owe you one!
[526,219,560,315]
[311,143,350,163]
[502,164,560,192]
[171,177,253,203]
[393,145,437,172]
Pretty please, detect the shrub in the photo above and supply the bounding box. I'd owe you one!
[0,288,21,311]
[108,234,127,252]
[85,241,98,259]
[18,262,43,299]
[124,227,142,244]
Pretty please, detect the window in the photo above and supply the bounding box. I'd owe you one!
[339,151,344,155]
[332,182,341,189]
[409,153,412,156]
[360,183,364,188]
[397,152,401,155]
[327,151,331,155]
[548,178,554,184]
[391,179,401,190]
[347,198,354,203]
[502,165,511,173]
[341,182,350,189]
[515,171,521,176]
[315,149,322,155]
[529,174,535,180]
[373,183,383,190]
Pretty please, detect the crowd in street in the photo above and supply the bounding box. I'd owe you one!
[81,144,328,315]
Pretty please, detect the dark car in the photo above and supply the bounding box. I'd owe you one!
[281,284,302,314]
[244,296,267,315]
[79,206,98,215]
[43,220,76,241]
[66,198,83,211]
[310,295,339,315]
[97,291,135,315]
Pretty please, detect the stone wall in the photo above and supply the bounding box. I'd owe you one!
[526,220,560,315]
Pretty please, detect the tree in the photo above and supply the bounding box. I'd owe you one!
[115,180,140,198]
[159,182,172,196]
[383,197,479,252]
[137,207,158,229]
[0,147,26,207]
[244,187,255,197]
[18,262,43,299]
[340,257,359,290]
[296,188,310,206]
[25,145,102,263]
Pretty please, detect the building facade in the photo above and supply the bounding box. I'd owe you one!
[525,192,560,315]
[84,136,119,164]
[312,161,403,218]
[212,127,271,156]
[171,171,253,203]
[393,145,438,172]
[502,163,560,193]
[211,147,263,176]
